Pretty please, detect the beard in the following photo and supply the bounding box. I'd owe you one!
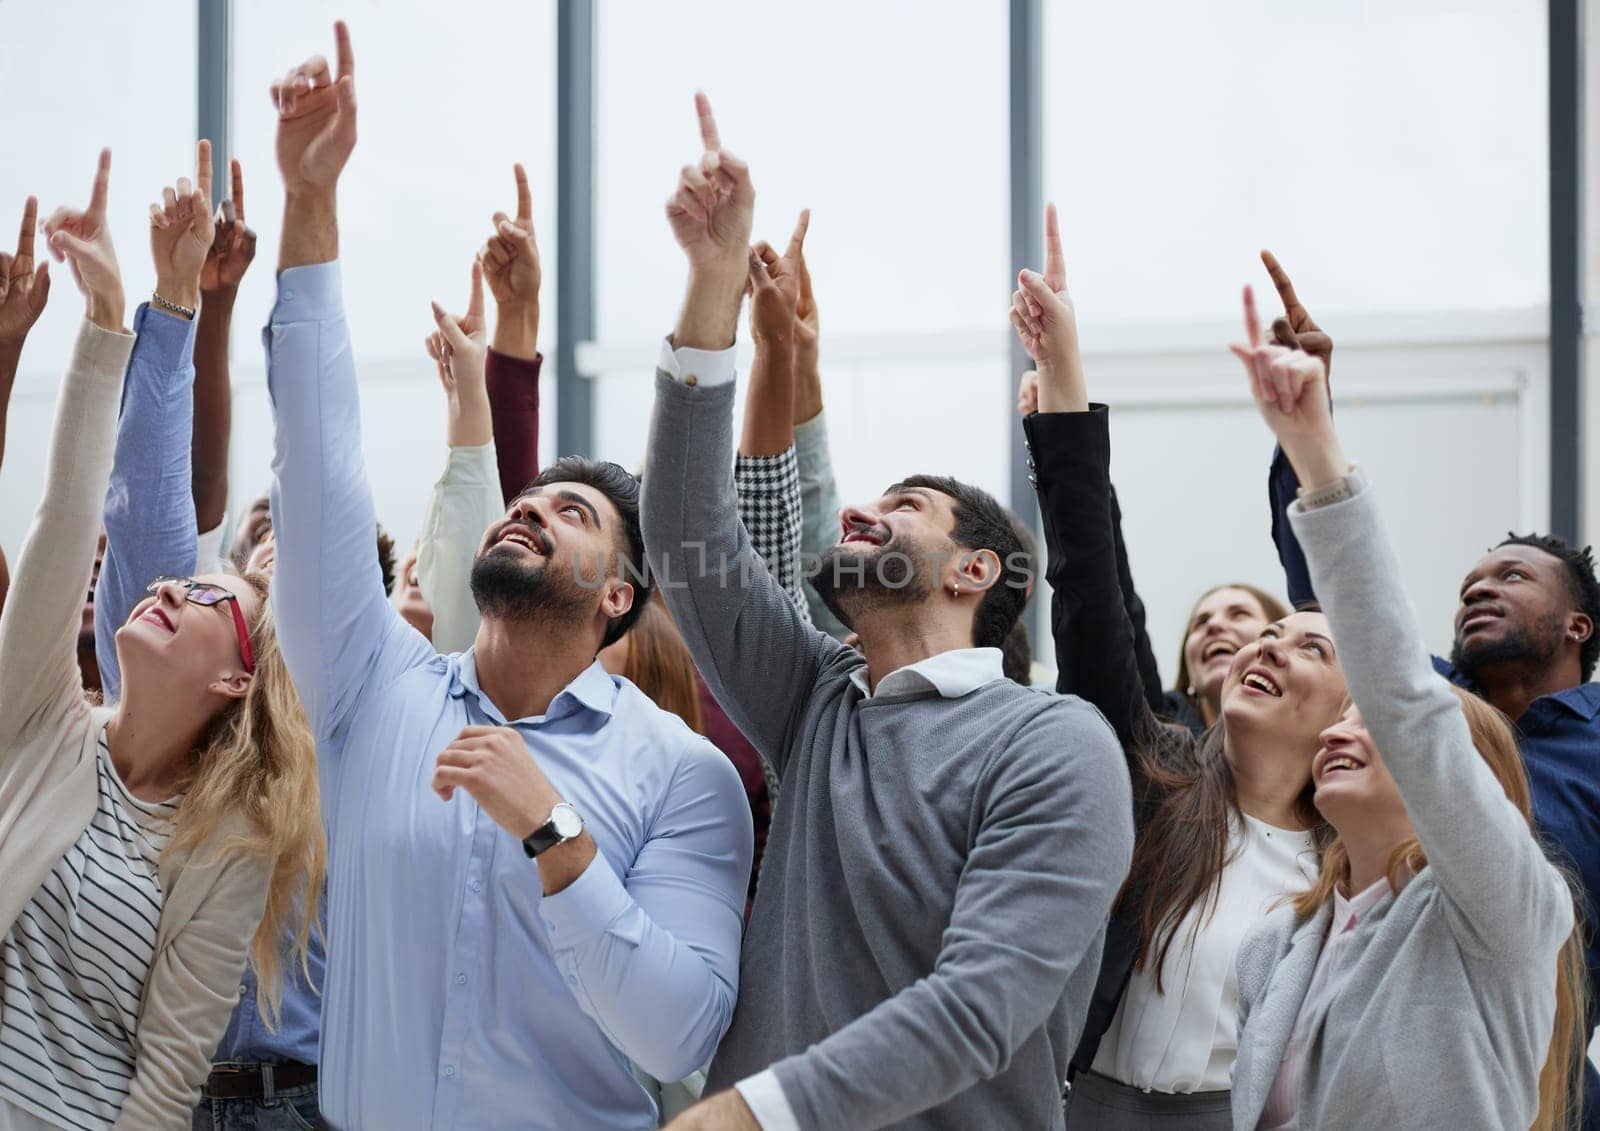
[811,537,933,630]
[470,545,592,623]
[1450,610,1565,684]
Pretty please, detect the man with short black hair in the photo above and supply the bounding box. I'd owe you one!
[262,25,751,1129]
[645,95,1132,1131]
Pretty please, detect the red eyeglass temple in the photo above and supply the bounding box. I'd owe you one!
[225,597,256,674]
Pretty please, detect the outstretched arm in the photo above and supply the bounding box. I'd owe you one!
[789,229,851,639]
[267,22,432,744]
[0,193,53,617]
[416,258,503,653]
[480,162,544,502]
[1013,205,1158,752]
[1232,289,1571,958]
[95,142,215,702]
[642,95,839,787]
[192,158,258,539]
[738,212,812,623]
[1258,251,1331,609]
[0,151,130,756]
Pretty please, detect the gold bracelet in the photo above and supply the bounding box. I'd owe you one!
[151,291,197,320]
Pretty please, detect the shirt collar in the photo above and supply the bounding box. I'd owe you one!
[1331,875,1391,933]
[449,651,618,725]
[1537,681,1600,721]
[848,647,1005,701]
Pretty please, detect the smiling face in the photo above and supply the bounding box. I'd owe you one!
[1451,546,1577,681]
[116,573,261,707]
[1183,587,1274,707]
[1310,705,1408,830]
[1219,611,1347,757]
[470,481,633,635]
[812,485,957,627]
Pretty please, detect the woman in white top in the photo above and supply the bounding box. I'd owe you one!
[1013,209,1348,1127]
[1228,291,1585,1131]
[0,148,322,1129]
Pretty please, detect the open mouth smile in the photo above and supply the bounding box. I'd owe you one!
[142,607,176,634]
[841,525,888,547]
[1203,640,1238,663]
[1459,607,1503,634]
[494,524,549,555]
[1240,667,1282,697]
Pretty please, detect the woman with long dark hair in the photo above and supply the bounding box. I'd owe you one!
[1228,288,1584,1131]
[1012,207,1348,1127]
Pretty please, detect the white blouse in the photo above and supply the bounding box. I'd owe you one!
[1091,813,1318,1093]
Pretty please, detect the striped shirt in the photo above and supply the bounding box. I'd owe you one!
[0,730,181,1130]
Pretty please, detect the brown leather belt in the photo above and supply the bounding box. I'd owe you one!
[203,1061,318,1100]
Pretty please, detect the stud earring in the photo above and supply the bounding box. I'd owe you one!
[952,584,960,597]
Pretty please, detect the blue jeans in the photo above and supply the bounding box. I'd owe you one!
[191,1080,320,1131]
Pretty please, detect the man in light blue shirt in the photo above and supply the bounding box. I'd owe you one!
[262,25,752,1130]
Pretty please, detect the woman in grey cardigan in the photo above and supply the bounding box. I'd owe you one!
[1227,287,1584,1131]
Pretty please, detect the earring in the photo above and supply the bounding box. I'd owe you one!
[951,584,960,597]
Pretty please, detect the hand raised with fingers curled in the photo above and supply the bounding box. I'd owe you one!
[666,92,755,276]
[42,149,123,331]
[202,159,258,294]
[149,139,217,311]
[1008,203,1086,412]
[1258,249,1333,379]
[271,19,358,194]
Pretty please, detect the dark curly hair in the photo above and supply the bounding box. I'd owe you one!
[375,523,397,595]
[1497,532,1600,681]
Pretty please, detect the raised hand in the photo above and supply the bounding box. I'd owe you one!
[1259,250,1333,378]
[748,211,809,349]
[201,159,258,293]
[481,163,540,358]
[149,139,216,313]
[0,197,50,351]
[427,257,491,448]
[1229,285,1346,488]
[271,21,358,196]
[1009,203,1086,412]
[42,149,124,331]
[666,92,755,273]
[791,210,818,354]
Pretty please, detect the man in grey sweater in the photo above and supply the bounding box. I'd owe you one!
[645,96,1135,1131]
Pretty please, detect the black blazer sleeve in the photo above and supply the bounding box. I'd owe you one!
[1025,406,1158,756]
[1109,483,1173,718]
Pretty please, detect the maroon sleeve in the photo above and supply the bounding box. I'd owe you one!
[486,348,542,505]
[695,673,770,921]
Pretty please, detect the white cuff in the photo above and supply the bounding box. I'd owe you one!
[657,337,738,387]
[734,1070,800,1131]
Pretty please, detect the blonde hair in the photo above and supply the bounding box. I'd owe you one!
[617,600,703,735]
[161,571,324,1027]
[1291,686,1585,1131]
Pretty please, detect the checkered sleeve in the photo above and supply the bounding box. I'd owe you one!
[735,447,813,625]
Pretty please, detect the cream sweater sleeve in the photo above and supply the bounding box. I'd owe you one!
[0,319,132,755]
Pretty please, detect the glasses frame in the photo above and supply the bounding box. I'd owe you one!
[144,575,256,675]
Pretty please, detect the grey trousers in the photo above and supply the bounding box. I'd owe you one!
[1066,1071,1233,1130]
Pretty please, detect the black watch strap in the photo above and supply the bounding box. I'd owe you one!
[522,822,563,858]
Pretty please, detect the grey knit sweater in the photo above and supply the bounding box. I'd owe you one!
[1231,481,1574,1130]
[642,368,1134,1130]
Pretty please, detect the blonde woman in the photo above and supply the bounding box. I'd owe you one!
[0,148,321,1129]
[1229,288,1584,1130]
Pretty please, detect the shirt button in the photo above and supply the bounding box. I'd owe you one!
[684,374,699,387]
[238,985,248,997]
[281,290,296,301]
[470,880,482,893]
[566,974,579,987]
[442,1065,455,1078]
[456,973,467,985]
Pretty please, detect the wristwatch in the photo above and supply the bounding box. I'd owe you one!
[523,802,584,858]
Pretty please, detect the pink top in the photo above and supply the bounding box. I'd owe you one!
[1257,877,1391,1129]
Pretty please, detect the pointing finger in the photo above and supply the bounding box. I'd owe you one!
[514,163,532,223]
[231,158,245,220]
[16,196,37,266]
[88,149,111,217]
[786,208,811,260]
[334,20,356,82]
[1259,249,1305,319]
[196,139,213,204]
[694,91,721,153]
[1242,285,1262,348]
[1043,202,1066,292]
[467,256,485,321]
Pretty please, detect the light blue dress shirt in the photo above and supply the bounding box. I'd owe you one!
[264,262,752,1130]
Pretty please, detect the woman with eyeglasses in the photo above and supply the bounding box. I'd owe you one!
[0,149,321,1131]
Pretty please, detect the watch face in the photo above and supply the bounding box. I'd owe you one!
[551,804,583,840]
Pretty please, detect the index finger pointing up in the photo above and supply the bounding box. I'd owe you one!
[334,20,355,82]
[513,163,532,223]
[1043,202,1065,292]
[786,208,811,260]
[1242,285,1262,347]
[17,196,36,264]
[694,91,721,153]
[231,159,246,221]
[196,139,213,204]
[1259,250,1303,316]
[88,149,112,217]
